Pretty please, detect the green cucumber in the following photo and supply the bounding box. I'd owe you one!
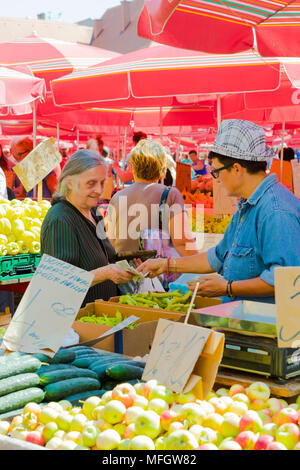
[65,346,95,353]
[71,356,103,368]
[44,377,101,401]
[0,387,45,414]
[37,364,77,376]
[39,367,98,386]
[0,356,41,380]
[0,352,27,363]
[50,349,76,364]
[88,356,130,371]
[31,353,51,363]
[0,373,40,397]
[102,380,120,391]
[91,360,133,380]
[106,364,144,381]
[64,389,106,406]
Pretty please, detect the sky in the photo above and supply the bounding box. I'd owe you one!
[0,0,124,23]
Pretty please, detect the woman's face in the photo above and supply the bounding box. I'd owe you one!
[68,165,107,209]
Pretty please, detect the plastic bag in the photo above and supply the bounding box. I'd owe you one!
[136,276,165,293]
[61,328,80,347]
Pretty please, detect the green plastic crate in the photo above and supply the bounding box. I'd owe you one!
[0,253,41,281]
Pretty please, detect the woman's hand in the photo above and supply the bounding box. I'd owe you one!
[105,264,136,284]
[136,258,167,278]
[91,264,135,286]
[188,275,227,298]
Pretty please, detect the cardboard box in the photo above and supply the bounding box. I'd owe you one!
[72,300,184,357]
[109,295,221,312]
[0,307,11,328]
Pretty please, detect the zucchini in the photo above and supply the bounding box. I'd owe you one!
[44,377,101,401]
[37,364,77,376]
[0,387,45,414]
[64,389,106,406]
[50,349,76,364]
[0,373,40,397]
[106,364,144,381]
[102,380,120,391]
[0,356,41,380]
[39,367,98,386]
[65,346,95,353]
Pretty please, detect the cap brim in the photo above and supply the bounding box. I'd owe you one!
[200,144,276,161]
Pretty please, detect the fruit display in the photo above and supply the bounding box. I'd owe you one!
[0,197,51,256]
[116,291,193,312]
[1,378,299,450]
[190,212,232,234]
[182,190,213,208]
[78,310,137,329]
[0,347,146,418]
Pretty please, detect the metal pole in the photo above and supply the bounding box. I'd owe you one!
[280,121,285,184]
[217,96,221,129]
[57,122,60,150]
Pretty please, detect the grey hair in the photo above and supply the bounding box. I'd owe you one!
[52,149,107,204]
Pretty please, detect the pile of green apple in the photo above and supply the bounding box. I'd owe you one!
[0,197,51,256]
[0,380,300,450]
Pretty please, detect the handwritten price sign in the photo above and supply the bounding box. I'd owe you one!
[2,254,93,356]
[275,267,300,348]
[142,319,211,393]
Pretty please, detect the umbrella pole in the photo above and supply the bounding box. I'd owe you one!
[33,100,42,202]
[217,96,221,129]
[57,123,60,150]
[77,129,80,151]
[280,121,285,183]
[176,126,182,162]
[160,106,163,144]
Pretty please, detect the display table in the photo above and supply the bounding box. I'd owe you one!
[216,367,300,400]
[0,277,31,293]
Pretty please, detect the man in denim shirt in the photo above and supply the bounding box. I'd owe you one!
[137,119,300,304]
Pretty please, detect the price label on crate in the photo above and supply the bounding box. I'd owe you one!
[142,318,211,393]
[275,267,300,348]
[2,254,93,356]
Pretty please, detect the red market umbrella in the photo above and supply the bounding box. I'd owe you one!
[51,46,284,109]
[0,32,120,91]
[137,0,300,57]
[0,66,46,115]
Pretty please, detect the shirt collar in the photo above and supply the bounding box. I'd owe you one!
[238,173,278,209]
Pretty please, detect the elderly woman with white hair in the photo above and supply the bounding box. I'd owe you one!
[41,149,135,306]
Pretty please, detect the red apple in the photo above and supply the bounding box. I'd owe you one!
[235,431,258,450]
[229,384,246,397]
[254,434,274,450]
[198,443,218,450]
[275,407,300,426]
[239,410,263,433]
[111,383,137,408]
[267,441,287,450]
[26,430,45,447]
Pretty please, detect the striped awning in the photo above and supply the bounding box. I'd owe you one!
[137,0,300,56]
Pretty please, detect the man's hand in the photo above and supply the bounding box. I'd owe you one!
[137,258,167,278]
[188,274,227,298]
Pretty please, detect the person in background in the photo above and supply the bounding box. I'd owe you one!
[180,152,193,165]
[86,138,99,153]
[96,136,108,158]
[269,147,295,190]
[137,119,300,304]
[113,131,147,184]
[106,139,198,257]
[10,136,61,199]
[189,150,208,177]
[59,144,70,170]
[163,146,176,186]
[0,144,19,198]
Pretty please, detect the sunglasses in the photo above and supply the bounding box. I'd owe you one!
[210,163,234,179]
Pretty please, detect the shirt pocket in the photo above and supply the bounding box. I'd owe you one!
[229,245,256,279]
